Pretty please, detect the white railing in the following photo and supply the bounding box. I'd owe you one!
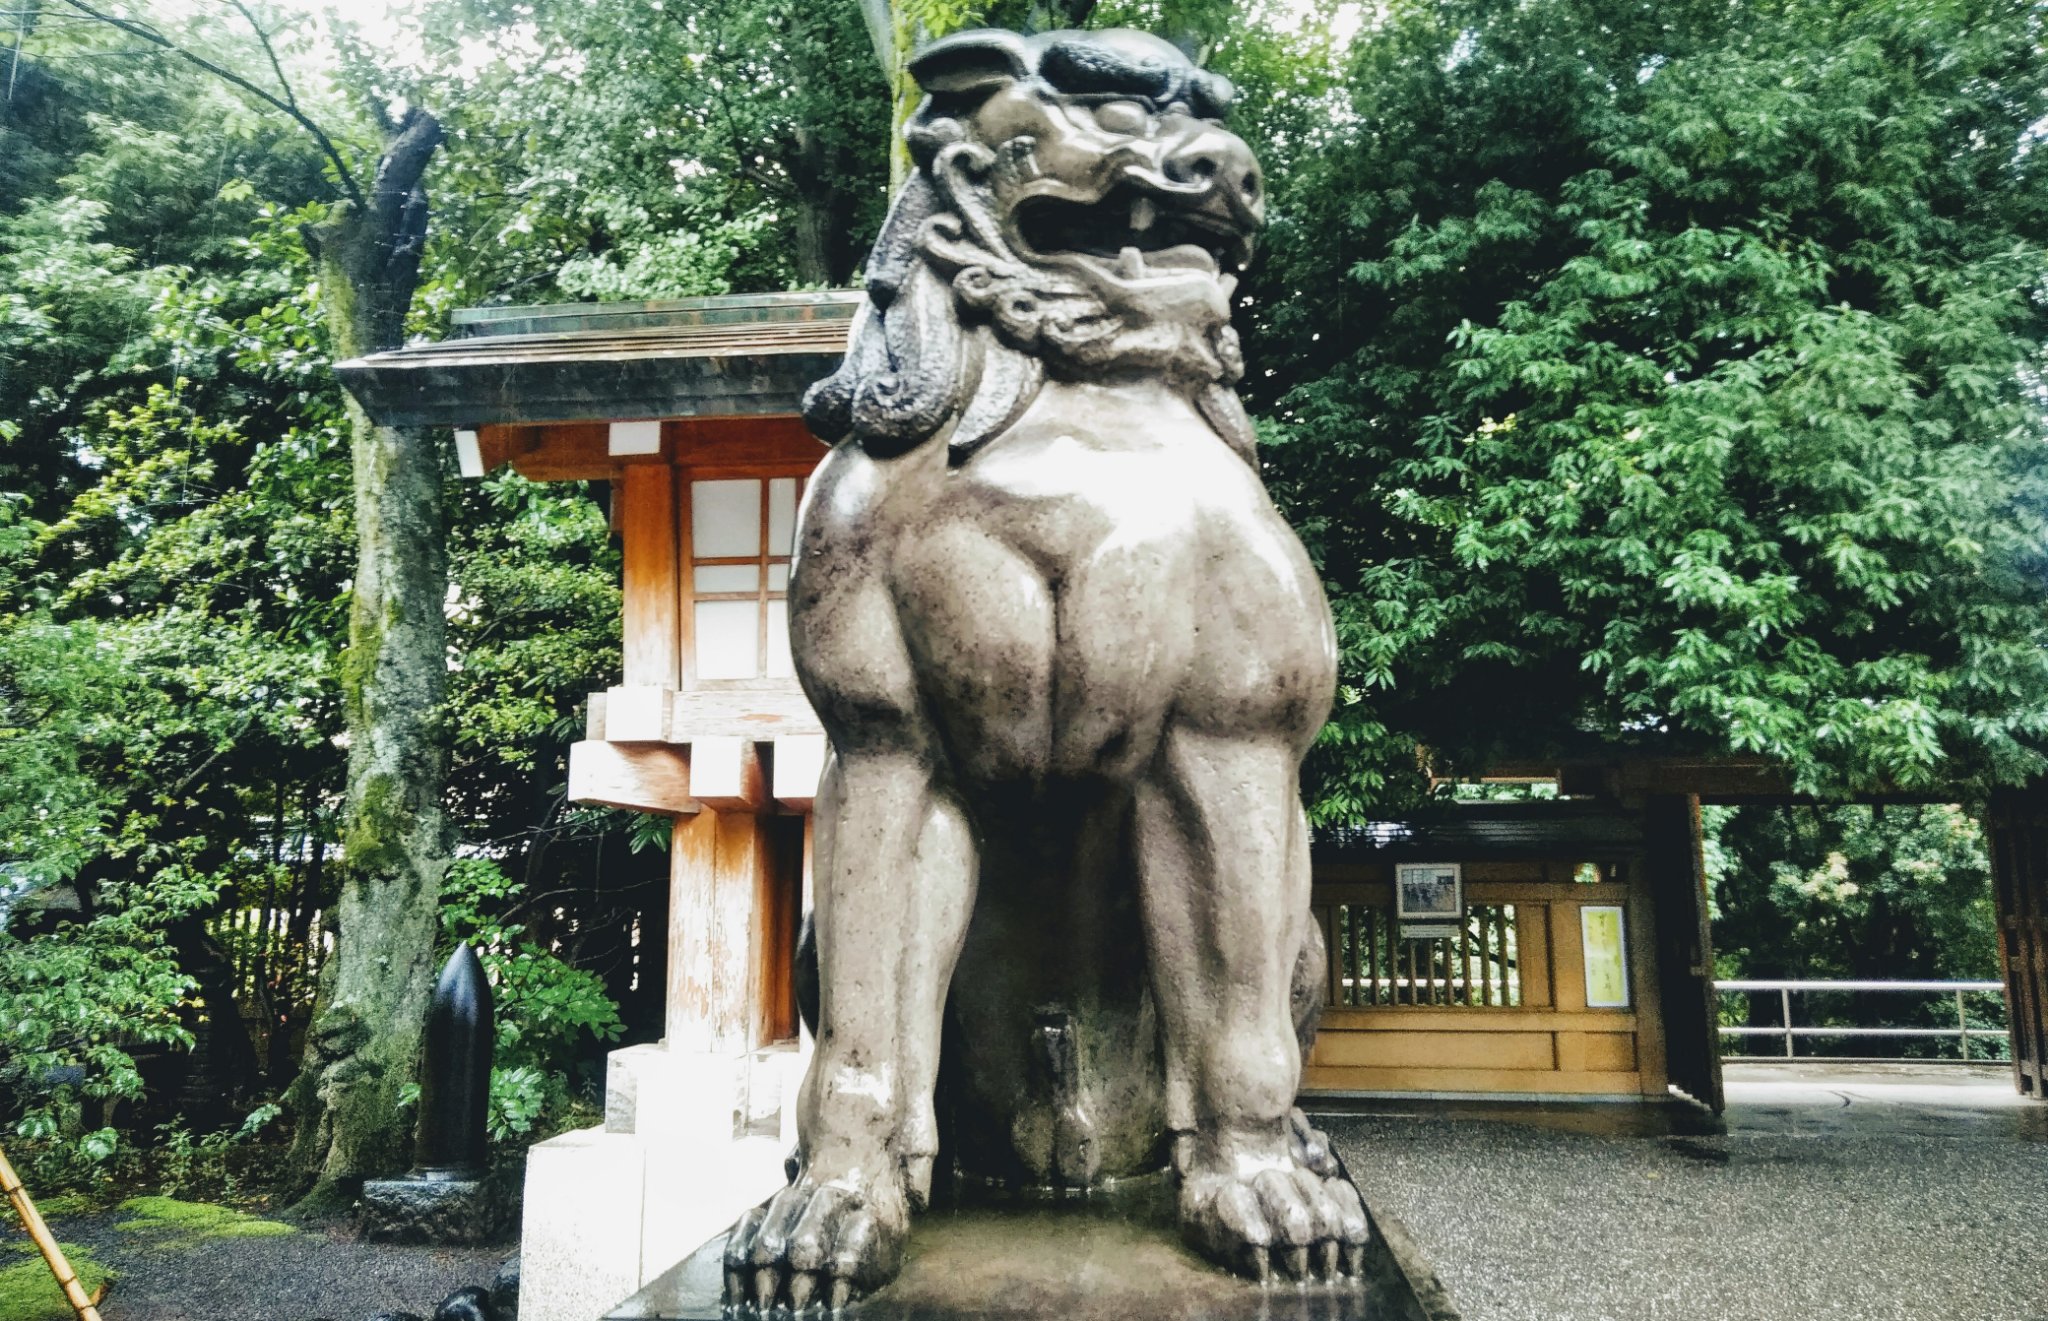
[1717,979,2007,1061]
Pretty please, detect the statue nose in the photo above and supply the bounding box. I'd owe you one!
[1161,128,1262,209]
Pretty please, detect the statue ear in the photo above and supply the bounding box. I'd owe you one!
[1188,70,1236,119]
[910,29,1032,95]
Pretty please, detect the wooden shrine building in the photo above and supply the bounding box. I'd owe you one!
[338,291,2048,1321]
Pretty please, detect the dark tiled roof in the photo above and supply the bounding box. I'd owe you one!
[449,291,861,339]
[336,291,859,428]
[1313,802,1644,861]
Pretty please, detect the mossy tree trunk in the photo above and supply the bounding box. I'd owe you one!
[286,109,451,1212]
[789,124,861,286]
[49,0,453,1216]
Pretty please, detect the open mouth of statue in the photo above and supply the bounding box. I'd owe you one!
[1015,186,1253,279]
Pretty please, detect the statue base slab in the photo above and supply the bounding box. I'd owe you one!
[606,1188,1450,1321]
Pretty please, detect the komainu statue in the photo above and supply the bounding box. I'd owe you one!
[725,27,1368,1310]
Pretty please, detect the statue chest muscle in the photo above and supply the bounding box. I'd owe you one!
[883,391,1336,774]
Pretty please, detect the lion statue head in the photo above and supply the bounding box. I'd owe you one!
[803,28,1264,463]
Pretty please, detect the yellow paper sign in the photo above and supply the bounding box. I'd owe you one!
[1581,905,1629,1008]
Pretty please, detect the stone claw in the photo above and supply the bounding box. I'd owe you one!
[722,1174,906,1316]
[1179,1134,1372,1289]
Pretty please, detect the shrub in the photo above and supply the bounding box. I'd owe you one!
[437,858,624,1138]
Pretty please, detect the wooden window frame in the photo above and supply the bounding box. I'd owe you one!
[681,465,809,690]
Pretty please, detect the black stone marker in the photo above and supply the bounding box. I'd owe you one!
[360,944,509,1244]
[413,943,494,1180]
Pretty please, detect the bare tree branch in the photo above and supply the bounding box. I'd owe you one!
[6,5,26,106]
[52,0,364,208]
[367,105,439,237]
[225,0,297,112]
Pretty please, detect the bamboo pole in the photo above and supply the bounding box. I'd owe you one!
[0,1141,104,1321]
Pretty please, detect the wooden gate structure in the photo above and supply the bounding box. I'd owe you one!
[1356,756,2048,1112]
[1304,799,1721,1109]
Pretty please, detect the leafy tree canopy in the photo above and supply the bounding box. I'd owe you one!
[1248,0,2048,819]
[399,0,891,297]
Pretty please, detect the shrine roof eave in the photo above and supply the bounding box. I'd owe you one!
[334,291,859,429]
[335,331,848,429]
[1314,803,1647,863]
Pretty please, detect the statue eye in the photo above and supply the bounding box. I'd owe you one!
[1092,100,1151,136]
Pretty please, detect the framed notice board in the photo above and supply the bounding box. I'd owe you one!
[1580,904,1631,1008]
[1396,862,1463,941]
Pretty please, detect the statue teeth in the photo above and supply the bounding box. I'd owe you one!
[1221,273,1239,298]
[1118,246,1146,279]
[1130,196,1156,232]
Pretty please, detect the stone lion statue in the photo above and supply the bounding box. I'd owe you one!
[725,27,1369,1309]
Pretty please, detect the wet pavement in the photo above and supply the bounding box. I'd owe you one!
[1313,1063,2048,1321]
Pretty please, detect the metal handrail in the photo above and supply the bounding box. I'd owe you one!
[1716,979,2007,1061]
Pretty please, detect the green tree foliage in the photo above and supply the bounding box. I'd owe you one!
[0,5,630,1178]
[406,0,890,294]
[1707,804,1998,982]
[435,858,624,1139]
[0,855,220,1172]
[1,8,329,521]
[1706,803,2003,1055]
[1249,0,2048,819]
[0,49,354,1152]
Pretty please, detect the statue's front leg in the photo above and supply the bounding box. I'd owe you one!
[725,745,978,1311]
[1134,727,1370,1283]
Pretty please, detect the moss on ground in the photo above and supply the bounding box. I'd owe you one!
[113,1196,296,1250]
[0,1242,113,1321]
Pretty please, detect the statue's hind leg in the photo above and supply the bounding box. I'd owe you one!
[1134,726,1368,1283]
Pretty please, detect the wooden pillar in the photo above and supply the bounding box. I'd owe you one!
[667,807,766,1054]
[1645,794,1723,1112]
[1626,856,1671,1097]
[620,465,680,689]
[750,816,805,1048]
[663,800,806,1053]
[1988,787,2048,1099]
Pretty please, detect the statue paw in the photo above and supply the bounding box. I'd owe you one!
[723,1175,908,1313]
[1180,1155,1370,1285]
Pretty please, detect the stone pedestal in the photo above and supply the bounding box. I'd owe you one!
[517,1041,808,1321]
[516,778,814,1321]
[604,1191,1446,1321]
[361,1168,515,1245]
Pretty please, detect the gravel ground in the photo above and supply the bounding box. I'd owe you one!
[13,1064,2038,1321]
[26,1211,510,1321]
[1316,1064,2048,1321]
